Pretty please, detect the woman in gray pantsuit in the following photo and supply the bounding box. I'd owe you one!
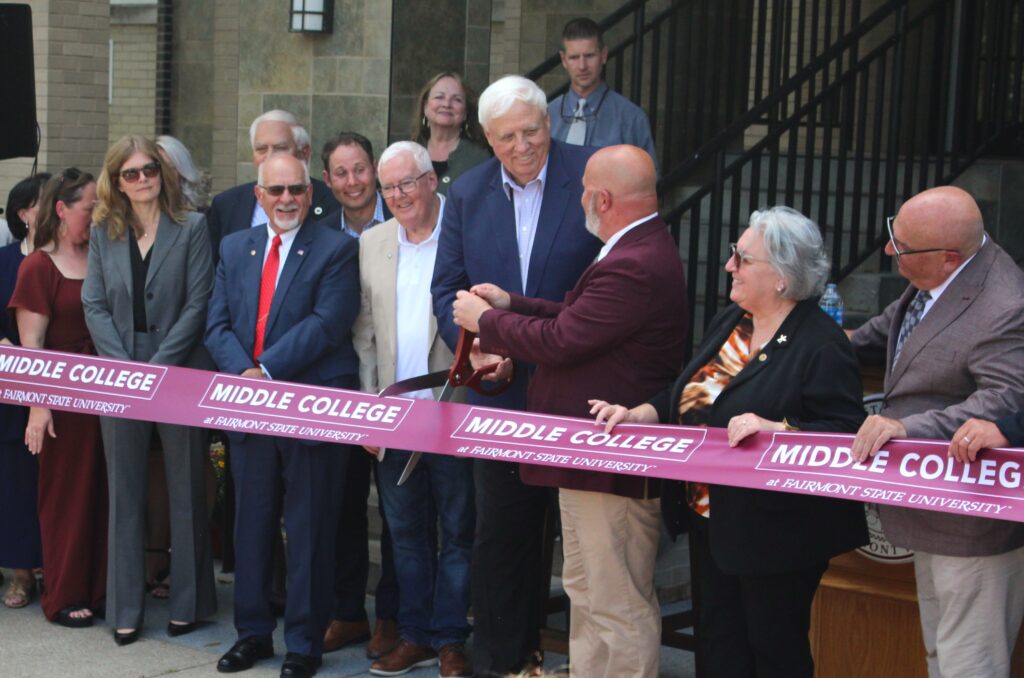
[83,135,216,645]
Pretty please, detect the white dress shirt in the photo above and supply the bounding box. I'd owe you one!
[596,212,658,261]
[501,160,549,290]
[394,195,445,400]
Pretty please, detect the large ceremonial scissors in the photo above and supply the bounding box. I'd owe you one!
[378,327,512,485]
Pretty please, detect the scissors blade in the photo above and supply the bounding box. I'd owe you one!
[378,369,449,397]
[396,379,458,486]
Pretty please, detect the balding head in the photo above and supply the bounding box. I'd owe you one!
[888,186,984,290]
[581,145,658,242]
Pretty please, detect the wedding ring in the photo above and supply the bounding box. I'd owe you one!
[963,435,971,444]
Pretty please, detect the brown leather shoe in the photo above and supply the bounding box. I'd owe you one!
[369,640,437,675]
[438,643,471,677]
[323,618,370,653]
[366,618,400,659]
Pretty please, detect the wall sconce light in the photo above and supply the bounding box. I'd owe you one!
[290,0,333,34]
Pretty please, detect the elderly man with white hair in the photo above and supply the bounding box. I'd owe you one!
[431,75,601,676]
[352,141,473,677]
[207,109,339,261]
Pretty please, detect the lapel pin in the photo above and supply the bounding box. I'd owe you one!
[777,335,787,344]
[250,249,256,256]
[758,353,767,362]
[297,249,305,256]
[314,206,323,215]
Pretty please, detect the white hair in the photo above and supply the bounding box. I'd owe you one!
[748,206,830,300]
[377,141,432,176]
[257,155,310,185]
[248,109,311,152]
[478,75,549,130]
[156,135,208,209]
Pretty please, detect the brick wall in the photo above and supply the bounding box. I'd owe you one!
[109,22,158,143]
[0,0,109,210]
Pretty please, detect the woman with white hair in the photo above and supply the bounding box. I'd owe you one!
[156,135,210,211]
[592,206,869,678]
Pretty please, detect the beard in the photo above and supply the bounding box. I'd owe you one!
[273,209,301,231]
[584,193,601,238]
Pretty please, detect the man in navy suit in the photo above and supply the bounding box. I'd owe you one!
[431,74,601,676]
[207,110,339,262]
[206,154,360,678]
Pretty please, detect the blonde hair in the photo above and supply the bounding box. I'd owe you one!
[93,135,188,240]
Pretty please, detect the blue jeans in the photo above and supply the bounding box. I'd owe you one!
[377,449,474,649]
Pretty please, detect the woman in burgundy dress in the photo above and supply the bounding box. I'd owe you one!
[9,168,108,627]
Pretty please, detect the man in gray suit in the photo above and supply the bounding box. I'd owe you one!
[850,185,1024,678]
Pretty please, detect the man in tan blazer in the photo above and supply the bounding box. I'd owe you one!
[352,141,473,678]
[850,185,1024,678]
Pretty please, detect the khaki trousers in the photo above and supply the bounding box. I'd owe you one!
[559,488,662,678]
[915,545,1024,678]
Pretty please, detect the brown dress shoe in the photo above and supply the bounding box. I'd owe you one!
[369,640,437,676]
[438,643,472,677]
[366,618,400,659]
[323,618,370,653]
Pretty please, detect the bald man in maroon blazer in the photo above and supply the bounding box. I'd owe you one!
[453,145,687,678]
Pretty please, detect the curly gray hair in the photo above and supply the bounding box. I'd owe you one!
[747,206,830,300]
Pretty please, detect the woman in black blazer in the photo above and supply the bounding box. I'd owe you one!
[592,206,868,678]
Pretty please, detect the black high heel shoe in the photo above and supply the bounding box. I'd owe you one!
[167,621,198,637]
[114,628,140,646]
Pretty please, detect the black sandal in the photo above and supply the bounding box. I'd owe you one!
[56,605,94,628]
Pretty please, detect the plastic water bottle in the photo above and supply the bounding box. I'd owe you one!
[820,283,844,326]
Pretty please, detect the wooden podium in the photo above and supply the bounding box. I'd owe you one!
[810,550,1024,676]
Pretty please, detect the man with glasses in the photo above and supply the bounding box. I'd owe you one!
[206,153,360,678]
[849,185,1024,678]
[352,141,473,677]
[207,110,340,262]
[548,17,657,167]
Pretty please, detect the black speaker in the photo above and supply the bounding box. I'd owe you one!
[0,4,37,160]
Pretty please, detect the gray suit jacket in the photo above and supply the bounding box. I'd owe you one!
[352,217,454,396]
[83,211,214,369]
[852,237,1024,556]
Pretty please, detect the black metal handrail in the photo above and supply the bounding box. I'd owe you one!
[661,0,1023,357]
[526,0,870,181]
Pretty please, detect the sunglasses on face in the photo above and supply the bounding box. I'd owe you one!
[728,243,769,269]
[119,162,161,183]
[259,183,309,197]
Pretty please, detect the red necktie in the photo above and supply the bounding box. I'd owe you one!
[253,234,282,361]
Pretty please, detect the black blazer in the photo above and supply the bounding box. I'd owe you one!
[206,178,339,263]
[997,411,1024,447]
[653,299,869,575]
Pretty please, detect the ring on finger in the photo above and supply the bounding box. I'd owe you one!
[963,435,971,444]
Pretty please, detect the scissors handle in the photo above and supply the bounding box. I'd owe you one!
[449,328,513,396]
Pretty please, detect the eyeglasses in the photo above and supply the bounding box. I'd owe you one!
[728,243,769,269]
[258,183,309,197]
[119,162,161,183]
[380,171,430,198]
[886,216,958,262]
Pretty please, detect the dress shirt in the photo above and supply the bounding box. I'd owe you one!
[596,212,659,261]
[548,82,658,167]
[251,203,269,228]
[340,193,387,239]
[919,234,986,319]
[395,195,445,400]
[501,160,549,290]
[257,225,299,380]
[262,224,298,287]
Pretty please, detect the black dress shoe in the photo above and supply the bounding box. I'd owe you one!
[280,652,321,678]
[113,628,140,646]
[217,636,274,673]
[167,621,198,637]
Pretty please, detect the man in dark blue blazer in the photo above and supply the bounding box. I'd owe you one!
[206,154,360,678]
[207,110,339,263]
[431,74,601,676]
